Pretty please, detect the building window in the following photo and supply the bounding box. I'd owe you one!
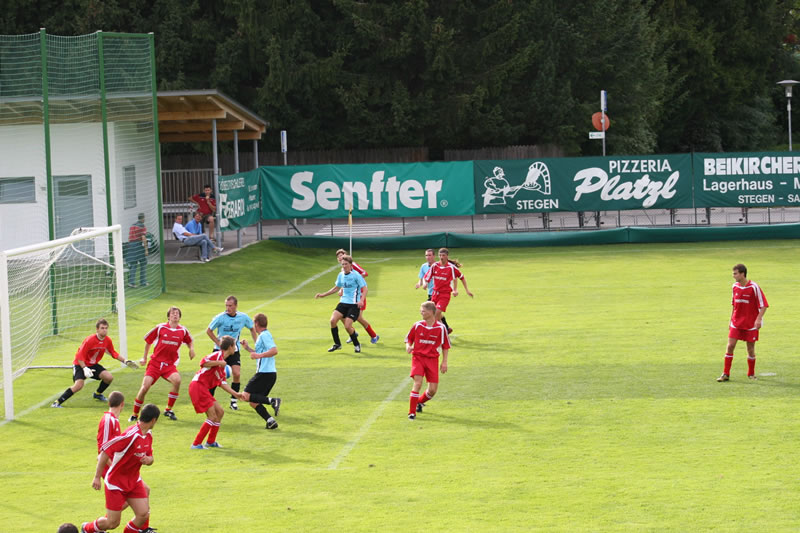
[123,165,136,208]
[0,177,35,203]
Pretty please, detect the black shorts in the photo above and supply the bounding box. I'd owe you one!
[244,372,277,396]
[73,363,106,382]
[335,302,361,321]
[225,350,241,367]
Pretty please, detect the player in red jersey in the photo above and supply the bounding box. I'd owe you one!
[98,391,124,455]
[717,263,769,382]
[81,403,160,533]
[130,306,195,422]
[335,249,380,344]
[422,248,473,334]
[95,391,151,516]
[405,301,451,419]
[51,319,137,408]
[189,336,244,449]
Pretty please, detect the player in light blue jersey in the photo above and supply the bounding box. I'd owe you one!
[315,254,367,353]
[240,313,281,429]
[206,295,257,410]
[414,248,436,299]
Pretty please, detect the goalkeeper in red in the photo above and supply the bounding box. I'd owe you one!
[405,301,451,419]
[51,319,137,408]
[717,263,768,382]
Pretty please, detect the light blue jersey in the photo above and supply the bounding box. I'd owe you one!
[254,329,277,373]
[185,218,203,235]
[336,271,367,304]
[419,262,434,296]
[207,311,254,350]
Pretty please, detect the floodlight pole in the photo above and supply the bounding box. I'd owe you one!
[777,80,799,151]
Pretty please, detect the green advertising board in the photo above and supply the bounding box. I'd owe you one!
[259,162,475,219]
[474,155,694,213]
[693,152,800,207]
[218,169,261,231]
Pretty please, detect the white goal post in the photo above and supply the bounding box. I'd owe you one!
[0,225,127,420]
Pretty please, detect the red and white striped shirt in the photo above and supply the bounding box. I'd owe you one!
[97,410,121,453]
[730,281,768,330]
[191,351,228,390]
[144,323,192,365]
[102,424,153,492]
[351,262,368,277]
[423,262,463,295]
[405,320,451,358]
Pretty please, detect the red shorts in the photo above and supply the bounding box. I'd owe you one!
[360,296,367,311]
[189,381,215,413]
[432,291,451,312]
[729,326,759,343]
[410,354,439,383]
[105,479,147,511]
[145,360,179,382]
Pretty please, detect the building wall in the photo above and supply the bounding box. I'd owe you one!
[0,121,157,252]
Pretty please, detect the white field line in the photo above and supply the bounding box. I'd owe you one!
[328,375,410,470]
[245,263,343,314]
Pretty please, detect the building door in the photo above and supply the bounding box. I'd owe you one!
[54,175,94,239]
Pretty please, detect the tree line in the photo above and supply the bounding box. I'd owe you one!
[3,0,800,156]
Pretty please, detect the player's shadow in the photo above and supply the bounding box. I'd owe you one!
[413,411,520,430]
[226,413,347,445]
[209,442,300,464]
[444,337,516,353]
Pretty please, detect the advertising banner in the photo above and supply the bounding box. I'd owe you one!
[260,162,474,219]
[474,154,694,213]
[693,152,800,207]
[218,169,261,231]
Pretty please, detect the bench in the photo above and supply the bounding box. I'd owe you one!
[172,231,202,260]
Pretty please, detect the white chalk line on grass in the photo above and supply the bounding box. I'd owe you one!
[245,263,343,314]
[328,376,410,470]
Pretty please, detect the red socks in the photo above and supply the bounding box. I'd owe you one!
[747,356,756,376]
[723,353,733,375]
[409,390,433,414]
[207,421,220,444]
[124,518,149,532]
[193,419,213,446]
[366,325,377,338]
[166,392,178,411]
[409,391,420,415]
[132,400,142,416]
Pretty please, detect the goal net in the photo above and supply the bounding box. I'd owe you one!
[0,225,127,420]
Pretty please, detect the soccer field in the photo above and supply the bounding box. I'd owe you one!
[2,239,800,532]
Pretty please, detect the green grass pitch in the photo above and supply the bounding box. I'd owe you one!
[2,239,800,532]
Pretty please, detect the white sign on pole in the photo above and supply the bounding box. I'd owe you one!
[280,130,288,153]
[589,131,605,139]
[600,90,608,112]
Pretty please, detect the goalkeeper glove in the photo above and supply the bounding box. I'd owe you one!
[83,367,94,379]
[124,359,139,369]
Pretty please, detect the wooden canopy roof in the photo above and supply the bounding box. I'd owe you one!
[157,90,268,143]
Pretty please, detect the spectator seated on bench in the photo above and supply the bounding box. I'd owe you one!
[185,212,205,237]
[172,214,223,263]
